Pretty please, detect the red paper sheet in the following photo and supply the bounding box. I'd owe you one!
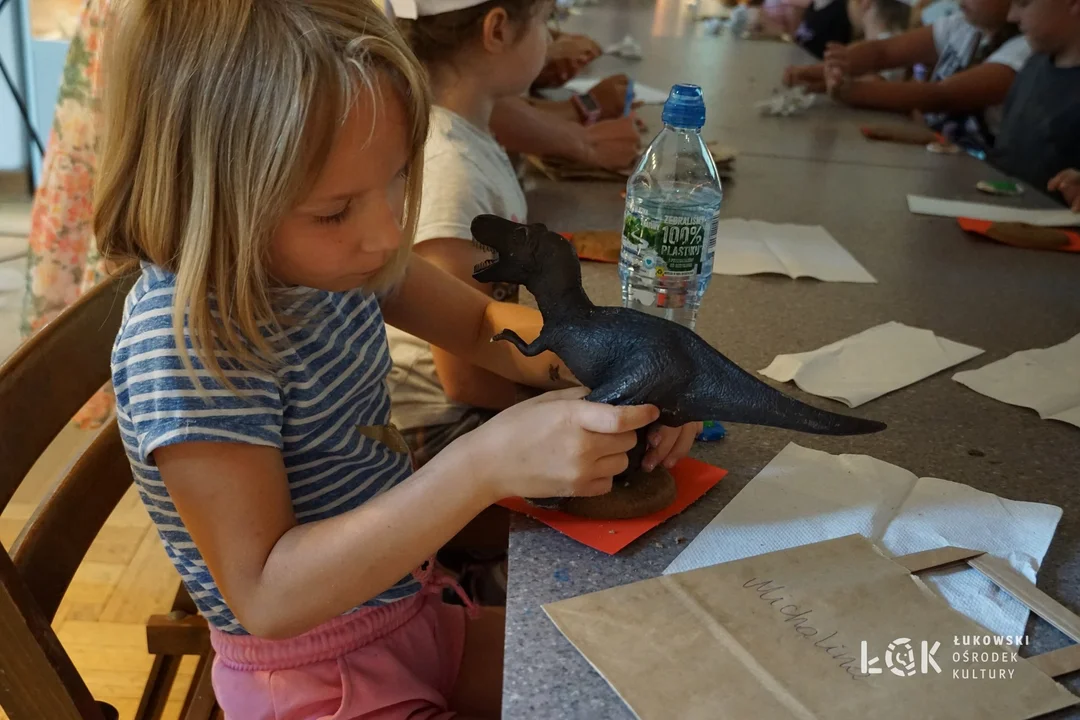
[499,458,727,554]
[957,217,1080,253]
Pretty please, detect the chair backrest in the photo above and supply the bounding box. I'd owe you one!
[0,270,137,720]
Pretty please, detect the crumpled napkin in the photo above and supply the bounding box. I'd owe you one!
[605,34,643,60]
[756,86,816,116]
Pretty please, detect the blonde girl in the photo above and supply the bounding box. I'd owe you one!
[98,1,695,717]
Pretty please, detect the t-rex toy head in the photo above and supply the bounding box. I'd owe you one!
[472,215,579,289]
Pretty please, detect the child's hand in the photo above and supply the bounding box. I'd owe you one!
[579,116,641,171]
[643,422,702,472]
[783,64,808,87]
[465,387,660,502]
[535,33,602,88]
[587,74,636,120]
[1048,169,1080,212]
[783,65,827,94]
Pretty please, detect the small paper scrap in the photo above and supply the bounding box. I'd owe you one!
[604,34,643,60]
[908,195,1080,227]
[760,321,983,407]
[561,77,670,105]
[953,333,1080,429]
[664,442,1063,639]
[713,218,876,283]
[755,85,815,117]
[499,458,726,554]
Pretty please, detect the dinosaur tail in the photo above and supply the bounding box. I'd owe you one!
[692,354,886,436]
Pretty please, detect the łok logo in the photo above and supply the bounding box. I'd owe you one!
[860,638,941,676]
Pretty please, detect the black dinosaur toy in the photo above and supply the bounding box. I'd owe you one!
[471,215,886,518]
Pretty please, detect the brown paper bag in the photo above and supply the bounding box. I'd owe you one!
[544,535,1080,720]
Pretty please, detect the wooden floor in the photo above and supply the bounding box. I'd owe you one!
[0,423,197,720]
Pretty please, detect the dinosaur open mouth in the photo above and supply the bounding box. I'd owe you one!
[471,239,499,274]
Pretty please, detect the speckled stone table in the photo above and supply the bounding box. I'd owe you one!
[505,9,1080,715]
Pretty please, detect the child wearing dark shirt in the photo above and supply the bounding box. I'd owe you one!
[794,0,855,57]
[990,0,1080,207]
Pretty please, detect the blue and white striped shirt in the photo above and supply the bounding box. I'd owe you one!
[112,265,419,634]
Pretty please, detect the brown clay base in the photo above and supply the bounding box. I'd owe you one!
[558,466,678,520]
[983,222,1071,250]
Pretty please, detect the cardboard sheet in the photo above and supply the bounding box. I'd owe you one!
[499,458,726,554]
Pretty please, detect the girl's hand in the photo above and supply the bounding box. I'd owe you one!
[643,422,701,472]
[579,115,641,171]
[1048,169,1080,212]
[464,387,660,502]
[535,33,602,88]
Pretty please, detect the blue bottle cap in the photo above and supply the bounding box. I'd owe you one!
[662,84,706,129]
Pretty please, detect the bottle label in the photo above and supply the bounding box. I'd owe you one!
[622,208,718,278]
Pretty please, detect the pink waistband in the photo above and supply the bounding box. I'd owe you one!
[210,561,479,672]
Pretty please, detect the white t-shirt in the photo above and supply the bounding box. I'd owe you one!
[926,13,1031,136]
[385,107,527,431]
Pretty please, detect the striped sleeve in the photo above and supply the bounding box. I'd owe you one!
[112,277,284,465]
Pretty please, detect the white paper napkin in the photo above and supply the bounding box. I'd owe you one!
[907,195,1080,227]
[760,321,984,407]
[713,218,876,283]
[953,333,1080,429]
[665,443,1063,639]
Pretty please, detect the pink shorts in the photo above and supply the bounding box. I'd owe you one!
[211,590,468,720]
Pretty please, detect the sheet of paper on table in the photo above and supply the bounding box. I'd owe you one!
[664,443,1062,639]
[953,333,1080,429]
[713,218,877,283]
[547,535,1079,720]
[560,77,670,104]
[760,321,984,407]
[908,195,1080,227]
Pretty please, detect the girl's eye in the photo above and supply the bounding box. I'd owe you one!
[315,201,351,225]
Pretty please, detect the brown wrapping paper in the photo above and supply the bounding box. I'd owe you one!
[545,535,1079,720]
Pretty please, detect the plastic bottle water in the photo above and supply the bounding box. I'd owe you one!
[619,84,722,331]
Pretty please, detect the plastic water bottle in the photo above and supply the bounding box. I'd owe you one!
[619,84,722,331]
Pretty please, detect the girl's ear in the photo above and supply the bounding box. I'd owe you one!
[482,7,514,53]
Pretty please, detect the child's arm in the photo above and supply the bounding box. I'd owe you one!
[386,255,702,471]
[382,253,574,391]
[155,389,657,638]
[829,62,1018,114]
[826,30,939,75]
[785,29,938,88]
[490,97,640,170]
[411,238,533,410]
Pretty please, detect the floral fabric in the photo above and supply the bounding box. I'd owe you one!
[21,0,112,428]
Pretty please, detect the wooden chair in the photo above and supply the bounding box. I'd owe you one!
[0,271,218,720]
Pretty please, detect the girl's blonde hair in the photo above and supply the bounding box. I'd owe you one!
[96,0,430,383]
